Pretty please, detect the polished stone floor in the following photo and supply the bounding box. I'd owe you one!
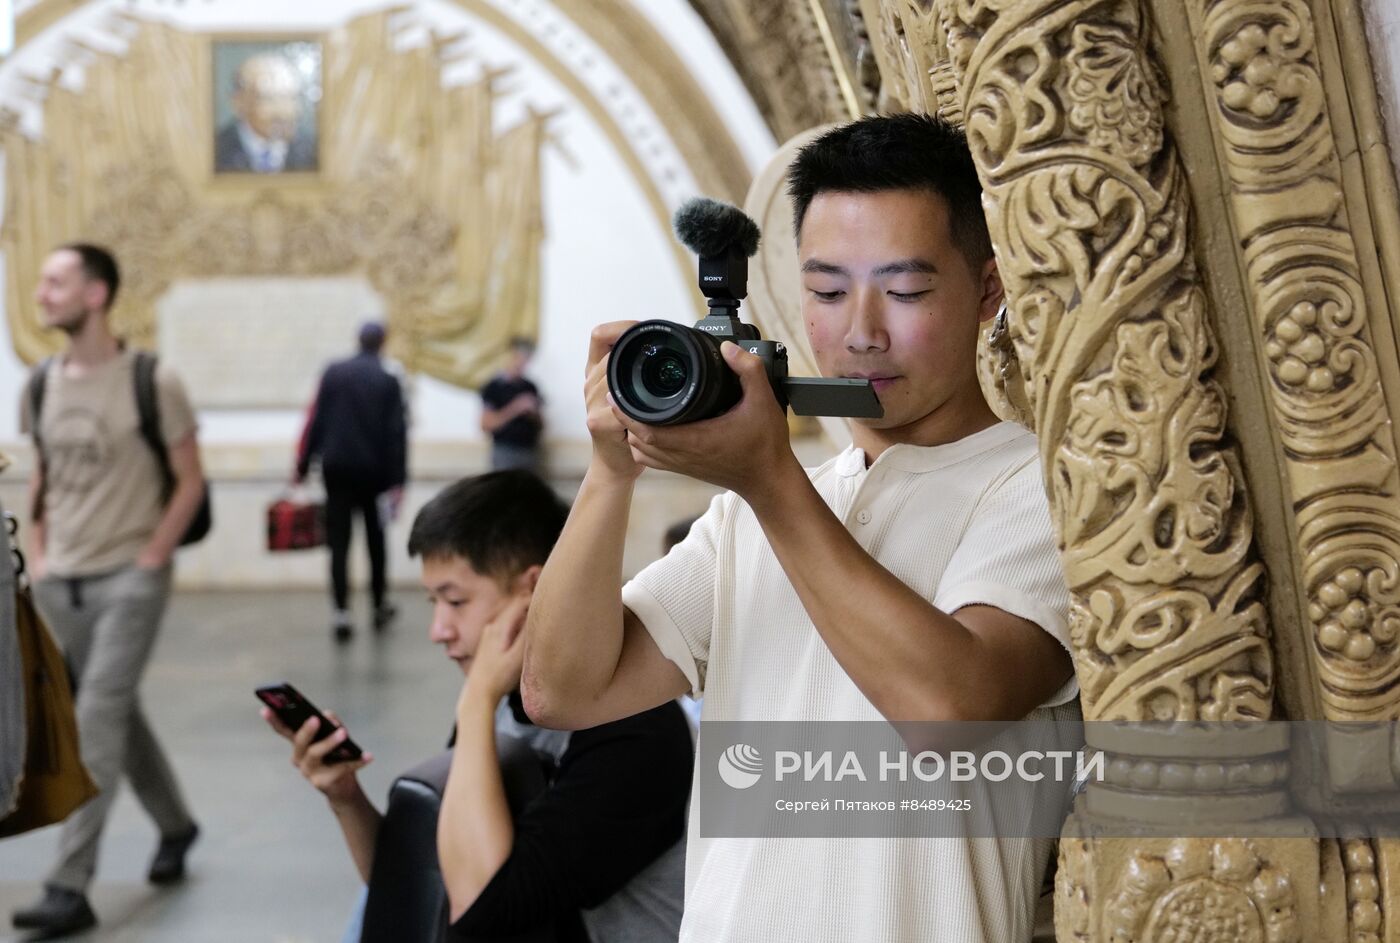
[0,589,461,943]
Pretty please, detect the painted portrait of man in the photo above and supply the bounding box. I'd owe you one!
[213,40,321,175]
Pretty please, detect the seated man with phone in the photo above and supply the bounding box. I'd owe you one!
[261,470,693,941]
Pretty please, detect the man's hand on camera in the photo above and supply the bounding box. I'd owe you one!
[612,341,802,502]
[262,708,372,807]
[584,321,644,482]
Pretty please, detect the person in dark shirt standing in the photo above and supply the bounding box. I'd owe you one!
[296,321,407,642]
[480,337,544,473]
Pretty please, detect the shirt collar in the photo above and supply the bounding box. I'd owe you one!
[834,421,1030,477]
[236,121,289,168]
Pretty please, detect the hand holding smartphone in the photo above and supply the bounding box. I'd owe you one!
[255,682,363,764]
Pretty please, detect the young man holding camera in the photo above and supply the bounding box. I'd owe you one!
[264,471,691,941]
[523,115,1077,942]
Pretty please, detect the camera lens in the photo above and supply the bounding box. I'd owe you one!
[607,321,740,425]
[626,333,694,414]
[640,345,688,397]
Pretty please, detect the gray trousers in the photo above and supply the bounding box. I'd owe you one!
[33,565,194,891]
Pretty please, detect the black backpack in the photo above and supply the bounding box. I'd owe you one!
[27,351,212,547]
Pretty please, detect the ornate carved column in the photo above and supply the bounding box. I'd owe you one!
[1166,1,1400,938]
[940,0,1274,721]
[1172,0,1400,725]
[941,1,1326,933]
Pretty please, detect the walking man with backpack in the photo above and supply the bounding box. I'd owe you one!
[12,244,205,937]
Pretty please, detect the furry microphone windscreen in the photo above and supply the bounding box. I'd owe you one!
[673,198,762,259]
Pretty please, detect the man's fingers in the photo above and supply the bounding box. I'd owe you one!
[309,754,374,788]
[586,405,625,438]
[504,619,528,650]
[291,716,321,753]
[618,406,709,457]
[261,707,294,741]
[628,438,670,471]
[585,369,614,414]
[585,360,609,396]
[721,340,761,370]
[503,598,532,646]
[609,397,652,439]
[504,593,530,620]
[587,321,638,372]
[721,342,773,398]
[305,725,349,764]
[490,596,531,646]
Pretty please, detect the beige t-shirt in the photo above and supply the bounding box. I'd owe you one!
[22,351,197,577]
[623,421,1078,943]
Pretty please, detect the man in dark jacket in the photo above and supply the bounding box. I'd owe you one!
[297,322,407,642]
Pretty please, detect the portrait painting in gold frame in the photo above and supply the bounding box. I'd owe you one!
[211,38,323,177]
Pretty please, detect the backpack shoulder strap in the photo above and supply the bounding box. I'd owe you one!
[26,357,52,449]
[132,351,174,489]
[27,357,54,522]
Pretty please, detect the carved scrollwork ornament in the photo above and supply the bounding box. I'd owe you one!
[1341,838,1382,943]
[1183,0,1400,718]
[1106,839,1300,943]
[855,0,962,121]
[931,0,1274,720]
[1054,835,1092,943]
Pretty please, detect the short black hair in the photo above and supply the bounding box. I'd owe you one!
[57,243,120,310]
[785,113,992,268]
[407,471,568,582]
[358,321,386,353]
[508,336,536,355]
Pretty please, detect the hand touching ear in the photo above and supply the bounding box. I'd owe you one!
[460,594,531,711]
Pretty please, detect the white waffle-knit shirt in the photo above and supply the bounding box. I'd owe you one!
[622,421,1079,943]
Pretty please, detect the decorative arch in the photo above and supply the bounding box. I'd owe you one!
[4,0,759,388]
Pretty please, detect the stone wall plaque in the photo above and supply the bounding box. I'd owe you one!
[156,276,381,409]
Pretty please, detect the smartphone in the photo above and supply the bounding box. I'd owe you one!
[255,682,363,763]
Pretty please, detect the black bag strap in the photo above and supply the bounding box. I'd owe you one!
[26,358,55,523]
[132,351,175,495]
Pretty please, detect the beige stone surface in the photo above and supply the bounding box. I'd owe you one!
[157,276,381,409]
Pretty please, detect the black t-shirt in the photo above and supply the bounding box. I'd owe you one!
[481,376,542,448]
[448,697,692,942]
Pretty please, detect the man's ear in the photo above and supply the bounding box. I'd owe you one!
[514,564,543,596]
[83,279,110,315]
[977,258,1004,324]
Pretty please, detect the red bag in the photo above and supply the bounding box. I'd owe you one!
[267,496,325,552]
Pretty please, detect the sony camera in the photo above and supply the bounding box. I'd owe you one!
[606,198,883,426]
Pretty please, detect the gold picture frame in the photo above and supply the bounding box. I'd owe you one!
[207,35,324,187]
